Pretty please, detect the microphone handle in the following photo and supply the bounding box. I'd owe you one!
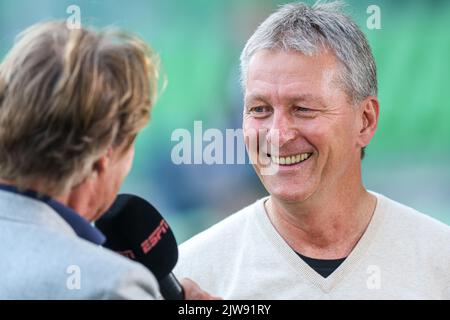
[159,273,185,300]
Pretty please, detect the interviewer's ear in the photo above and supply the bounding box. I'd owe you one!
[92,149,113,178]
[357,97,379,149]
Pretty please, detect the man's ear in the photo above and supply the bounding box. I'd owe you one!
[357,97,379,149]
[92,149,113,178]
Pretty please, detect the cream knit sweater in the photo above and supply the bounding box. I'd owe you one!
[174,192,450,299]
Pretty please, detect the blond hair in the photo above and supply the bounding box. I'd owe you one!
[0,21,159,195]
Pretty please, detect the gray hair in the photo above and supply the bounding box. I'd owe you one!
[240,0,377,104]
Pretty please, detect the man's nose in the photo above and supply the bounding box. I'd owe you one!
[266,111,299,148]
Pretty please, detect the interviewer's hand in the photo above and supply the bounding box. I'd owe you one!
[181,278,223,300]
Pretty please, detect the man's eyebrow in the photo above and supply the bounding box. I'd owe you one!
[245,93,327,107]
[244,94,269,105]
[287,93,327,106]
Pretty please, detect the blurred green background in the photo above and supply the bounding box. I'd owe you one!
[1,0,449,243]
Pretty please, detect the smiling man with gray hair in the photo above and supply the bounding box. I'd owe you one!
[174,1,450,299]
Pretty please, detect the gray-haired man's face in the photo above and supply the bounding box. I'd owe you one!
[243,49,365,203]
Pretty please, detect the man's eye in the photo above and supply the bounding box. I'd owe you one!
[295,106,311,112]
[294,106,317,117]
[248,106,271,115]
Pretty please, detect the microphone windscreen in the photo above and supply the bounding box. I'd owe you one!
[96,194,178,280]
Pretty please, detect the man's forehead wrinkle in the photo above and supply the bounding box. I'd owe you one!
[249,78,335,100]
[249,63,329,89]
[250,66,308,85]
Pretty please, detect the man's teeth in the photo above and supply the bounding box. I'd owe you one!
[270,153,312,165]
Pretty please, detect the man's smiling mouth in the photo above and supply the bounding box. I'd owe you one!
[268,153,313,165]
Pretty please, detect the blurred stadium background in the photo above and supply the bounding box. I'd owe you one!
[1,0,449,243]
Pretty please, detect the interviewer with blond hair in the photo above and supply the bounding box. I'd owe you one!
[0,21,212,300]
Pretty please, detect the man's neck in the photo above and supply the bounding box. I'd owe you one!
[265,180,377,260]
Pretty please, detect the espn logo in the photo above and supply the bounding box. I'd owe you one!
[141,219,169,254]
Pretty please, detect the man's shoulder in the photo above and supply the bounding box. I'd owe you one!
[0,218,159,299]
[376,192,450,242]
[375,192,450,288]
[52,231,161,299]
[174,198,265,283]
[179,198,264,254]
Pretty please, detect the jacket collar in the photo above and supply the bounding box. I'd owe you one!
[0,184,105,245]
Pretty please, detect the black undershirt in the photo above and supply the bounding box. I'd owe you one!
[296,252,347,278]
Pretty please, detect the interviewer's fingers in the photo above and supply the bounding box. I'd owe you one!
[180,278,223,300]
